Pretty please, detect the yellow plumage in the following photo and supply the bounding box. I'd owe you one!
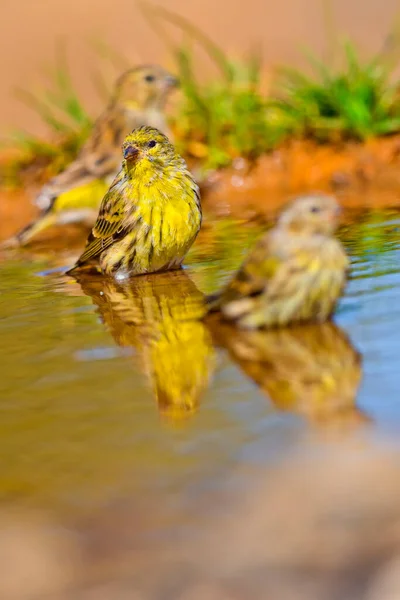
[207,194,349,329]
[11,180,109,246]
[78,271,214,421]
[68,126,202,278]
[8,65,178,247]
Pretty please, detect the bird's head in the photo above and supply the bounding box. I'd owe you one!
[113,65,179,111]
[278,194,342,236]
[122,126,177,173]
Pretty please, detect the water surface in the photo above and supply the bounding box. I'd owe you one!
[0,211,400,596]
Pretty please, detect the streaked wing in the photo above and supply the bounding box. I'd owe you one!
[261,247,323,302]
[76,171,132,264]
[210,234,284,307]
[211,229,328,312]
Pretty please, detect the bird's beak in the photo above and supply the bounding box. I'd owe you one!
[165,74,179,88]
[123,145,140,161]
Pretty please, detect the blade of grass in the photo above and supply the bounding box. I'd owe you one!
[13,87,75,133]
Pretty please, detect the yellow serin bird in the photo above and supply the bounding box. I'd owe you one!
[11,65,178,247]
[207,194,349,329]
[68,126,201,279]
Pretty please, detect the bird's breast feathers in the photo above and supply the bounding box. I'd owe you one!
[138,185,201,249]
[100,175,201,275]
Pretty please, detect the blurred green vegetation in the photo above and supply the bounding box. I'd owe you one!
[1,43,94,188]
[172,51,279,170]
[140,3,289,170]
[339,209,400,269]
[270,41,400,142]
[2,6,400,187]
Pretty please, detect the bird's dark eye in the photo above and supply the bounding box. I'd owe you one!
[310,206,321,213]
[145,74,155,82]
[147,140,157,148]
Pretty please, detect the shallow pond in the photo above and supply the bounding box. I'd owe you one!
[1,210,400,597]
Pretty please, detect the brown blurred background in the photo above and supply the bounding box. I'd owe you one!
[1,0,399,136]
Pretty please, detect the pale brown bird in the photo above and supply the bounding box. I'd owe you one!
[10,65,178,247]
[207,194,349,329]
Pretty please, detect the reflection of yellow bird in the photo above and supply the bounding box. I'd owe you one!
[78,271,214,421]
[9,65,178,247]
[207,194,349,329]
[209,318,368,428]
[68,127,201,278]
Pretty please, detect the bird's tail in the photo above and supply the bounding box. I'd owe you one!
[0,213,58,249]
[65,261,102,278]
[16,213,58,247]
[205,290,259,329]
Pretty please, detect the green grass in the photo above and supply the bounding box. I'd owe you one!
[0,41,121,188]
[269,40,400,141]
[141,3,287,170]
[172,49,285,170]
[3,7,400,187]
[1,130,87,190]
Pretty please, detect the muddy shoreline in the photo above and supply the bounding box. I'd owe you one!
[2,135,400,244]
[201,136,400,220]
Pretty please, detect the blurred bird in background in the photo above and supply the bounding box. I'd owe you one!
[207,194,349,329]
[68,126,201,278]
[209,319,368,429]
[78,270,214,421]
[7,65,179,247]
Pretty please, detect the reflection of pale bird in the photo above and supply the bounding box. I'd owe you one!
[207,194,349,329]
[209,318,367,428]
[68,126,201,278]
[9,65,178,247]
[78,271,213,421]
